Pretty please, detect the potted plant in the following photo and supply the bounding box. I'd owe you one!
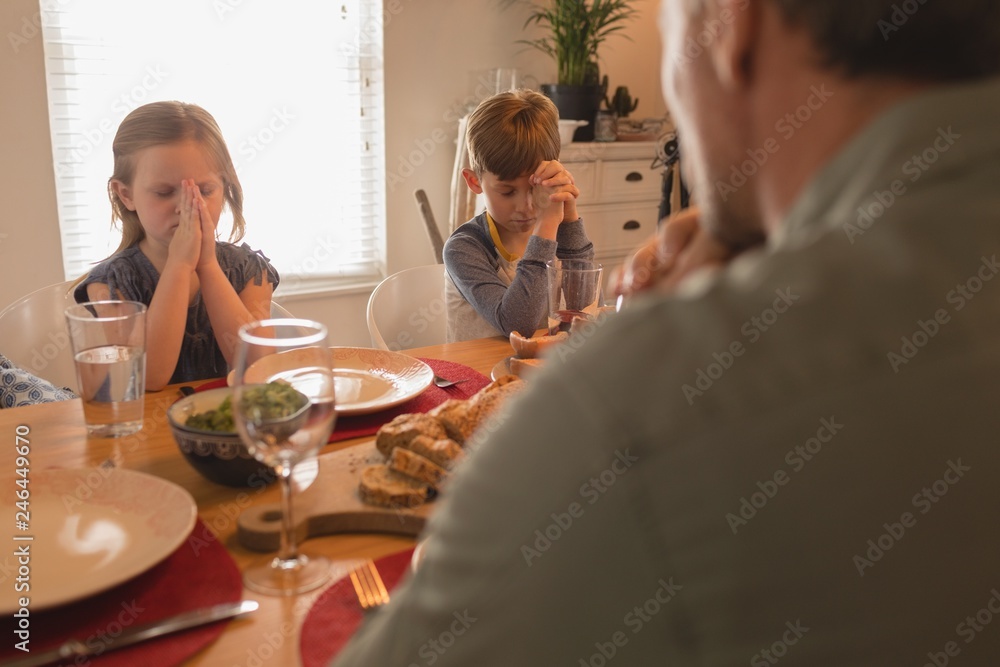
[605,84,639,118]
[506,0,638,141]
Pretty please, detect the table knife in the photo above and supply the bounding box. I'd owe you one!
[0,600,258,667]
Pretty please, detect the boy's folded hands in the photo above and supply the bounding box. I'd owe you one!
[531,159,580,223]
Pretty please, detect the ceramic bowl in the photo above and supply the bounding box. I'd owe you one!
[558,119,588,144]
[167,387,276,488]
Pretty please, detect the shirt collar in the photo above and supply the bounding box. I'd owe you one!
[486,212,519,262]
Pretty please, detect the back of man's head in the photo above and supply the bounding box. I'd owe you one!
[766,0,1000,81]
[466,89,560,181]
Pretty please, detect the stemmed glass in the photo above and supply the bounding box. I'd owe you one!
[232,318,336,595]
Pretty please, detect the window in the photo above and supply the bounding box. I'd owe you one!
[42,0,385,295]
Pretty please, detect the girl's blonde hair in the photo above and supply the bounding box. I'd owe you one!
[466,89,560,181]
[108,101,245,254]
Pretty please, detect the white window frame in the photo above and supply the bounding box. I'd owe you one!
[41,0,386,297]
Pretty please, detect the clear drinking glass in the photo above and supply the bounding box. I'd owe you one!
[546,259,604,335]
[64,301,147,438]
[232,319,336,595]
[491,67,519,94]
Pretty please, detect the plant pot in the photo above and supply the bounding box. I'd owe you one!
[542,83,604,142]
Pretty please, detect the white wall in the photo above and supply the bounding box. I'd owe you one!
[0,0,664,348]
[0,0,65,307]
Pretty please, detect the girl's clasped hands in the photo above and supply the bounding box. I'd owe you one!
[169,178,219,272]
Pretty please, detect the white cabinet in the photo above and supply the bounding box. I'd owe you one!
[559,141,661,268]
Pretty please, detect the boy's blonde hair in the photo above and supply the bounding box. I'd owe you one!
[466,89,561,181]
[107,101,245,254]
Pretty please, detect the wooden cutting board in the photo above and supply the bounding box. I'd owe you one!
[237,440,434,552]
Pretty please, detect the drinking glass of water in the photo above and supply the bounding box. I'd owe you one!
[64,301,147,438]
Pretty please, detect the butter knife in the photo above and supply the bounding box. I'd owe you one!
[0,600,258,667]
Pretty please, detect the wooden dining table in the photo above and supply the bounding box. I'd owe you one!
[0,336,513,667]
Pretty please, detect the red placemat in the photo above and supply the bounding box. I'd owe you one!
[331,359,489,442]
[196,358,491,443]
[299,548,415,667]
[0,519,244,666]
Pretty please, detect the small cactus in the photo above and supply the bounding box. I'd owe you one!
[605,86,639,118]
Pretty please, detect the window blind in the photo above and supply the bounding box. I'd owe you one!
[41,0,385,295]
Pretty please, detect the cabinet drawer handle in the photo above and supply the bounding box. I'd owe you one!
[623,220,641,231]
[625,171,644,182]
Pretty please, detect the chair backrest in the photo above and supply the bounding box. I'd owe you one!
[413,189,444,264]
[366,264,447,351]
[0,280,79,389]
[270,301,294,318]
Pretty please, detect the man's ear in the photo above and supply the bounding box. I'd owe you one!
[110,180,137,211]
[710,0,760,89]
[462,169,483,194]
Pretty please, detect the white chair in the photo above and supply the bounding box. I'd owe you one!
[0,280,79,389]
[366,264,448,351]
[269,301,294,318]
[0,279,295,390]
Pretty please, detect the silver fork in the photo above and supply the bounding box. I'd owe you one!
[349,559,390,611]
[433,374,469,389]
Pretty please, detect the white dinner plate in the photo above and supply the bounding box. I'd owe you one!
[243,346,433,416]
[1,468,197,614]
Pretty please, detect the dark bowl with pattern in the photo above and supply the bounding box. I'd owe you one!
[167,388,276,488]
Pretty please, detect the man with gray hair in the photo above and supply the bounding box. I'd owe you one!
[334,1,1000,664]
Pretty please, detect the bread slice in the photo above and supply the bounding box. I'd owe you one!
[358,464,430,508]
[473,374,520,400]
[432,376,525,445]
[436,408,476,444]
[429,398,468,422]
[464,379,524,436]
[408,434,464,470]
[431,399,475,444]
[375,413,448,458]
[388,447,448,489]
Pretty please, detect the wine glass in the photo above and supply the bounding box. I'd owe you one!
[232,318,336,595]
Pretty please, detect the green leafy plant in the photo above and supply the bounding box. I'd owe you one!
[507,0,638,86]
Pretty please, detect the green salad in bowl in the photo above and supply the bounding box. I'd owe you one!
[184,394,235,432]
[184,381,307,432]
